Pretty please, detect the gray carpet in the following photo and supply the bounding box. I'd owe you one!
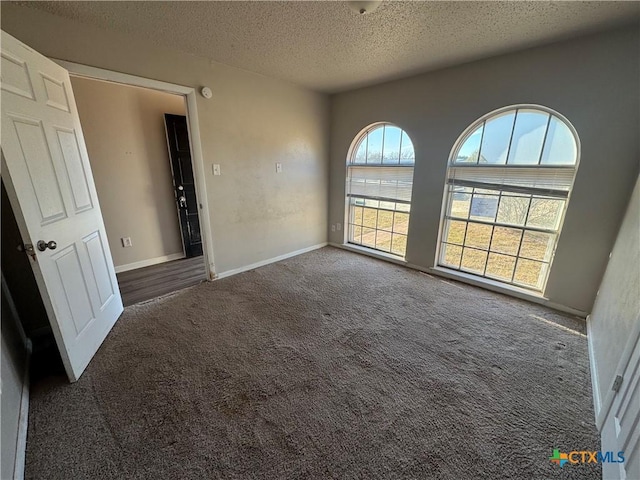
[26,247,600,479]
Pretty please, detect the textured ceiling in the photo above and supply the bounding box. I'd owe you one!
[15,1,640,93]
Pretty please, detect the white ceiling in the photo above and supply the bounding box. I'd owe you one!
[17,1,640,93]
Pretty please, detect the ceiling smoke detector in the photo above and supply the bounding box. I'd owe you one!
[348,1,383,15]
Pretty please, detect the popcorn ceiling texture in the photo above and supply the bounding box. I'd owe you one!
[25,248,599,479]
[15,1,639,92]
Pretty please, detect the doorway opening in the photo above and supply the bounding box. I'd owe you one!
[69,75,207,306]
[1,178,65,378]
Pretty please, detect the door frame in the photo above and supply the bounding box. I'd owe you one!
[53,59,216,280]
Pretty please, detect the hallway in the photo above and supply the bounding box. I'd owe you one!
[116,257,207,306]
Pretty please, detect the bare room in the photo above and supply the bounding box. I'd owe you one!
[1,2,638,479]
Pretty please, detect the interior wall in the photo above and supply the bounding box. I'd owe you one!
[70,77,186,269]
[328,26,639,314]
[588,175,639,407]
[1,4,330,276]
[1,180,50,336]
[1,282,28,480]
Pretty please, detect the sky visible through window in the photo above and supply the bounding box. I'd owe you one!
[353,125,415,165]
[456,110,577,165]
[443,107,578,291]
[348,124,415,257]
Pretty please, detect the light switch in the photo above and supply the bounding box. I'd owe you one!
[213,164,221,176]
[276,162,282,173]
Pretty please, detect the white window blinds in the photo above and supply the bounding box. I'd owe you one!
[448,108,578,198]
[346,124,415,203]
[447,165,575,198]
[347,165,414,203]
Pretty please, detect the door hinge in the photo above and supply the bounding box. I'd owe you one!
[612,374,623,393]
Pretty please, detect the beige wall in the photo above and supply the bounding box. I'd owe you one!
[588,175,639,406]
[71,77,185,269]
[329,27,639,314]
[1,4,330,276]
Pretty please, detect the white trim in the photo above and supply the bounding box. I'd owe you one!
[331,242,409,267]
[343,122,416,245]
[215,243,328,280]
[425,267,587,317]
[430,265,543,297]
[182,89,215,279]
[52,59,217,280]
[587,314,602,423]
[592,318,640,430]
[14,339,31,480]
[53,61,192,95]
[331,242,588,318]
[1,274,31,480]
[434,104,581,294]
[114,252,185,273]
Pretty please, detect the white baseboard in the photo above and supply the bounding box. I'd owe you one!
[14,339,31,480]
[114,252,185,273]
[330,242,408,267]
[586,315,602,424]
[215,243,328,280]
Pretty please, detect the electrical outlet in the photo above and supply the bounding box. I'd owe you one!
[121,237,133,248]
[336,223,341,231]
[276,162,282,173]
[331,224,336,232]
[213,164,221,176]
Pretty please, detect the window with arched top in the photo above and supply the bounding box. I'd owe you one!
[346,123,415,258]
[438,105,579,291]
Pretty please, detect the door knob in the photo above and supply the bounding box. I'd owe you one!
[37,240,57,251]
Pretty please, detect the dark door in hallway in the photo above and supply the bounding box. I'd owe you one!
[164,114,203,258]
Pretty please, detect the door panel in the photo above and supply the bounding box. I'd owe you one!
[53,245,96,335]
[1,51,35,99]
[1,30,123,381]
[41,73,71,112]
[83,230,116,309]
[55,127,93,212]
[600,331,640,480]
[611,335,640,478]
[10,115,68,223]
[164,113,203,258]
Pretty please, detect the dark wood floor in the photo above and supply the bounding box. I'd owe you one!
[116,256,207,307]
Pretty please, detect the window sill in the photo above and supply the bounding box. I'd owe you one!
[426,267,588,316]
[429,266,546,299]
[331,243,409,266]
[330,243,587,318]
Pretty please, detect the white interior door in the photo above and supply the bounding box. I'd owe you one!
[1,30,123,382]
[588,176,640,479]
[600,332,640,480]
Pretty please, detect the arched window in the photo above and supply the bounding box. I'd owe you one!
[438,106,579,291]
[346,123,415,258]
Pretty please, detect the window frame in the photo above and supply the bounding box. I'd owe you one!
[435,105,581,293]
[344,122,415,258]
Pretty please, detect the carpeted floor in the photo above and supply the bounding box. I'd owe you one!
[26,247,600,479]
